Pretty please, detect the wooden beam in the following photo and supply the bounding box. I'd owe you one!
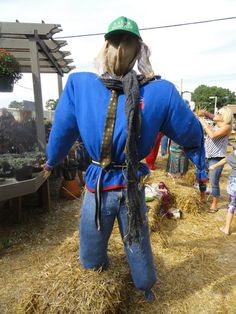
[19,65,75,73]
[0,22,62,38]
[2,50,71,62]
[58,73,63,96]
[0,38,67,53]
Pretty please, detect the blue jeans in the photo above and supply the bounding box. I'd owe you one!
[79,189,157,291]
[207,158,224,197]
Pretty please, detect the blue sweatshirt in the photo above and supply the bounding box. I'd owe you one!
[46,72,207,191]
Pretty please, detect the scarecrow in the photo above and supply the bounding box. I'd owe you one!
[45,16,207,300]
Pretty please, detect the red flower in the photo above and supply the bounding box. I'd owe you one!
[0,49,22,83]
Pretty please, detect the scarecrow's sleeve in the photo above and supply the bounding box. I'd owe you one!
[160,85,208,183]
[45,75,79,170]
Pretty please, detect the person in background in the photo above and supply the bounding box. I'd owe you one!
[145,132,163,170]
[166,140,188,178]
[199,106,233,212]
[160,135,169,156]
[44,16,207,300]
[209,150,236,235]
[195,109,214,202]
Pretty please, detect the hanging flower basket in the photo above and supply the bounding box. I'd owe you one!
[0,49,22,93]
[0,75,14,92]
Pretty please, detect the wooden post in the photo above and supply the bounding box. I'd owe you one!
[29,32,46,151]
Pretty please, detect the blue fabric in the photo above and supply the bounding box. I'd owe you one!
[79,189,157,290]
[46,72,207,189]
[207,158,224,197]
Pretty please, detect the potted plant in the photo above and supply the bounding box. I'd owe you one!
[60,157,81,199]
[0,49,22,92]
[10,158,33,181]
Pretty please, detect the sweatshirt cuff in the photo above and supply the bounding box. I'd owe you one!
[44,163,54,171]
[196,169,208,182]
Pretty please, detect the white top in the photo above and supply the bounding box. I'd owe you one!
[205,126,229,158]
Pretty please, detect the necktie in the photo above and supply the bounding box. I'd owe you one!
[95,89,118,230]
[99,90,118,167]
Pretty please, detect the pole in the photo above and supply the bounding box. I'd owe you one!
[214,96,218,114]
[29,32,46,151]
[209,96,218,114]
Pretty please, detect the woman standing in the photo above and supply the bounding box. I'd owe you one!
[166,140,189,177]
[199,106,233,212]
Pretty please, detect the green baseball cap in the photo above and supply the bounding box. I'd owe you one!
[105,16,141,40]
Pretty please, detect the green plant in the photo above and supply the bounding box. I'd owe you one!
[10,157,33,170]
[0,49,22,83]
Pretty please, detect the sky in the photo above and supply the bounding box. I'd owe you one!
[0,0,236,108]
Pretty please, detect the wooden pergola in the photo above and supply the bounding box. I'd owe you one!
[0,21,75,150]
[0,22,75,217]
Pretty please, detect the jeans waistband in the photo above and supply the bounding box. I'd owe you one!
[92,161,127,231]
[92,160,127,169]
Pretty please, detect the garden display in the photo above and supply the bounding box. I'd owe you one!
[0,107,47,181]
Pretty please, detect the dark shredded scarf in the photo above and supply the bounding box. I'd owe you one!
[100,70,154,244]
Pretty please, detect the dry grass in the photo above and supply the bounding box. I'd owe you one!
[17,230,131,314]
[0,160,236,314]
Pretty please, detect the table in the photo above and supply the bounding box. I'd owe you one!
[0,172,51,221]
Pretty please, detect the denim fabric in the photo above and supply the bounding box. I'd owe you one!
[207,158,224,197]
[79,189,157,291]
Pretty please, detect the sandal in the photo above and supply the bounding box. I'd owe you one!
[207,208,219,213]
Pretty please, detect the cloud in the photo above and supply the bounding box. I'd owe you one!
[201,39,236,55]
[1,0,236,107]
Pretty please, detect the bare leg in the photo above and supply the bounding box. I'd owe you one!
[220,213,234,235]
[225,212,234,233]
[210,197,218,210]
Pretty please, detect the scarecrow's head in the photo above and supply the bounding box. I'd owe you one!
[95,16,155,79]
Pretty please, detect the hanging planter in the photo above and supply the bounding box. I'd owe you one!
[0,49,22,93]
[0,75,14,92]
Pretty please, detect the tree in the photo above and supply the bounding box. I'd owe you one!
[45,98,58,111]
[191,85,236,112]
[8,100,23,109]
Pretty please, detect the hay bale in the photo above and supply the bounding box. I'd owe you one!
[17,231,131,314]
[182,166,197,186]
[16,165,204,313]
[146,168,204,215]
[171,185,202,214]
[147,199,161,232]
